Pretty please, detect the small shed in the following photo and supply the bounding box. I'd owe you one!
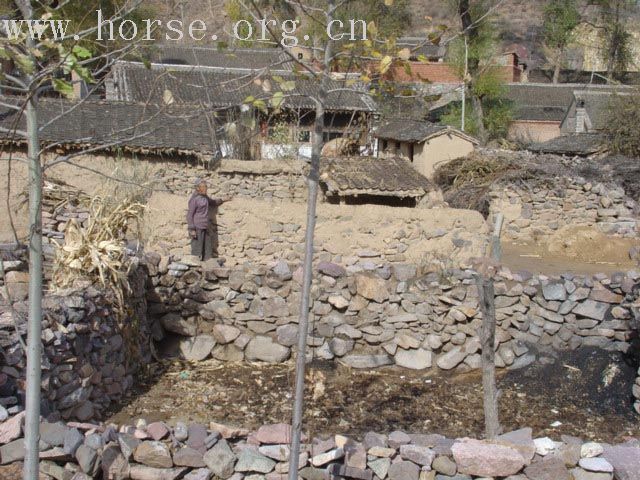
[320,156,436,207]
[374,119,478,179]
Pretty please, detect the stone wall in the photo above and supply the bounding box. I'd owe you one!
[146,253,639,373]
[0,257,152,423]
[1,417,639,479]
[490,178,639,241]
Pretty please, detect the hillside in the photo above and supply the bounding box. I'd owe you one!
[146,0,640,70]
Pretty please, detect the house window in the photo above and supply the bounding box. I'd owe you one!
[298,130,311,142]
[381,139,388,151]
[395,141,400,153]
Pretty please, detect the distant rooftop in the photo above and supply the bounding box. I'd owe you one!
[374,118,477,144]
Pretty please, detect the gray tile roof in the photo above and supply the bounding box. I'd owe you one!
[110,62,376,112]
[373,118,477,144]
[506,83,631,123]
[140,45,295,72]
[505,83,577,122]
[320,155,435,198]
[574,91,613,131]
[0,97,221,155]
[527,133,606,156]
[396,37,447,60]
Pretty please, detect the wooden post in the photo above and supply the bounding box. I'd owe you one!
[477,213,504,439]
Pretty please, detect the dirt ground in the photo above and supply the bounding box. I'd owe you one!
[502,226,640,276]
[107,347,640,444]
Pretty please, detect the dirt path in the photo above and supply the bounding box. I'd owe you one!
[107,348,640,443]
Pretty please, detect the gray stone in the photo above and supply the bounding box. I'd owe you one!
[436,347,467,370]
[0,439,25,464]
[542,283,567,301]
[259,444,290,461]
[572,301,609,321]
[343,354,393,369]
[63,428,84,456]
[432,455,457,476]
[76,445,98,474]
[363,431,388,449]
[161,313,197,336]
[399,444,435,466]
[318,262,346,278]
[524,456,570,480]
[579,458,613,473]
[276,325,298,347]
[368,457,391,479]
[201,300,235,321]
[40,421,67,447]
[212,325,241,344]
[569,468,613,480]
[602,445,640,480]
[174,422,189,441]
[180,335,216,361]
[184,469,213,480]
[581,442,604,458]
[394,348,433,370]
[118,433,140,460]
[203,439,236,479]
[245,336,290,363]
[329,337,354,357]
[174,447,206,468]
[393,264,417,282]
[235,448,276,473]
[388,431,411,449]
[388,460,420,480]
[311,447,344,467]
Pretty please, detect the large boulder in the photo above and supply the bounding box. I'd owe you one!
[179,335,216,362]
[245,336,290,363]
[160,313,197,337]
[203,439,236,479]
[452,438,526,477]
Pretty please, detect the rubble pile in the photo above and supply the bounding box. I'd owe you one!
[1,418,639,480]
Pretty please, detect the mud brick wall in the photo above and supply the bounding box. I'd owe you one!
[490,178,639,240]
[146,253,638,373]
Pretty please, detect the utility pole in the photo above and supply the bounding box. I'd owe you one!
[461,36,468,131]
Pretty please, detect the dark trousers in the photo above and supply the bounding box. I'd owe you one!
[191,225,218,260]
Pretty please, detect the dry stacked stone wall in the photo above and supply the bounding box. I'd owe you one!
[0,255,152,423]
[490,178,639,240]
[1,418,640,479]
[146,253,639,376]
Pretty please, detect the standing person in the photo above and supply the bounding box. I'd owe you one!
[187,179,231,260]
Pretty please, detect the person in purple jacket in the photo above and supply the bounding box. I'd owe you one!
[186,179,231,260]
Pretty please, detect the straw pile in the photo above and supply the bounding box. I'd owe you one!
[51,194,145,317]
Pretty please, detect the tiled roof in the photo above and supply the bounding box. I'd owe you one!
[110,62,376,112]
[505,83,630,123]
[527,133,606,156]
[320,156,435,198]
[0,97,221,155]
[140,45,295,72]
[396,37,447,59]
[505,83,577,122]
[574,91,613,131]
[373,118,478,144]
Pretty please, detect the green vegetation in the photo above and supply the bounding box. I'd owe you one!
[542,0,580,83]
[604,90,640,156]
[448,0,512,143]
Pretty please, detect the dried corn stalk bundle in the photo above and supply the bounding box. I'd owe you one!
[51,195,145,318]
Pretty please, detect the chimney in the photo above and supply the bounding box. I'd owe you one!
[575,99,587,133]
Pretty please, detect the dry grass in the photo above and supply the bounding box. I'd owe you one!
[50,185,145,317]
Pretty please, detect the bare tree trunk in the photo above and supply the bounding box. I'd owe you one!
[553,61,561,84]
[471,94,486,144]
[23,63,43,480]
[288,3,333,477]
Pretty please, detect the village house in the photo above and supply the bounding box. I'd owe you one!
[106,58,376,161]
[374,118,478,179]
[320,155,437,207]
